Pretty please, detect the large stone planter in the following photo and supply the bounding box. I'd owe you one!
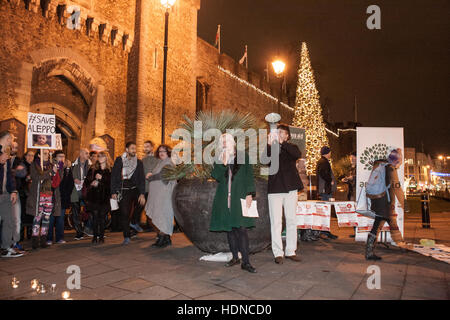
[173,178,271,254]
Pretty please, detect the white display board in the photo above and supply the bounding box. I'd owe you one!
[356,127,404,242]
[296,201,331,232]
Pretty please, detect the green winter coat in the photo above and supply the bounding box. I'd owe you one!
[210,156,256,232]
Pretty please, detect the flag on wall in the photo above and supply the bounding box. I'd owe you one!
[214,25,221,53]
[239,45,248,68]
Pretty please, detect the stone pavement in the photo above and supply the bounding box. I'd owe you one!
[1,212,449,300]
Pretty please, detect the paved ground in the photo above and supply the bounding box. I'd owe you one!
[1,211,449,300]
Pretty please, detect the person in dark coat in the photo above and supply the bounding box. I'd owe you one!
[84,151,112,244]
[266,124,304,264]
[18,150,35,242]
[315,146,338,240]
[111,142,146,245]
[210,133,257,273]
[26,149,61,249]
[47,151,73,244]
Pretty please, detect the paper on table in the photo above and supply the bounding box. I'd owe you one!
[241,199,258,217]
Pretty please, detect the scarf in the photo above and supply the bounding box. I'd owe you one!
[121,152,137,179]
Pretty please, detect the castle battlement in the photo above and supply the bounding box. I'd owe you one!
[8,0,134,52]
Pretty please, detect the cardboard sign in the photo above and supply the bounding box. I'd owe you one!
[297,201,330,231]
[334,201,358,227]
[27,112,56,149]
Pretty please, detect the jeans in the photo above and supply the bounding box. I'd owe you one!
[71,201,84,237]
[0,194,13,249]
[319,193,332,201]
[119,188,139,238]
[90,202,109,238]
[12,199,21,243]
[268,190,299,258]
[227,227,250,265]
[131,192,148,225]
[47,208,66,242]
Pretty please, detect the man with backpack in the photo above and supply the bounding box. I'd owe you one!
[364,149,409,260]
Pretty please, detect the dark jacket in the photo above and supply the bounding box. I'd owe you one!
[0,159,17,194]
[84,167,111,205]
[59,167,74,209]
[267,141,304,194]
[111,156,145,196]
[316,156,336,195]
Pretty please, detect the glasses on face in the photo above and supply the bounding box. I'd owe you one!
[159,150,167,154]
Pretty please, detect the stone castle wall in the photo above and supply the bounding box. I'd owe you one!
[196,38,294,125]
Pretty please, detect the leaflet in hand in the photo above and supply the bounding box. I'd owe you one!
[241,199,258,218]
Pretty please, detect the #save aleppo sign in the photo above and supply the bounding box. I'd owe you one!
[27,112,56,149]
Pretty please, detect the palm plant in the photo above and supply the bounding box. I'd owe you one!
[163,110,266,180]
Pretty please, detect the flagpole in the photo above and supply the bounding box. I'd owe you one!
[218,24,221,54]
[245,45,248,69]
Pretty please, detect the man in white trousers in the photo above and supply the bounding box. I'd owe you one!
[267,124,304,264]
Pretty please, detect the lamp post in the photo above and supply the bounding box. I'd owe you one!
[160,0,176,144]
[272,59,286,114]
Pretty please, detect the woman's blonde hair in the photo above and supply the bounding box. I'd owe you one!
[94,151,112,170]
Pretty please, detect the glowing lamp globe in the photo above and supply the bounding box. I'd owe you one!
[272,60,286,77]
[161,0,176,9]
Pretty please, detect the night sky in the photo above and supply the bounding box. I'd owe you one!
[197,0,450,157]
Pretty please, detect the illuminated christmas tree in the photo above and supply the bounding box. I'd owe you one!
[292,42,329,175]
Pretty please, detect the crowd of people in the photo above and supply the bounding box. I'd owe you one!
[0,131,176,258]
[0,125,407,272]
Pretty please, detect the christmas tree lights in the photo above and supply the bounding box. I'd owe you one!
[292,42,329,175]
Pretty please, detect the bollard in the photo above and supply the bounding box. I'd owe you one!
[421,193,431,228]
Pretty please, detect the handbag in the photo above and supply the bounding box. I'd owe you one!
[355,187,383,219]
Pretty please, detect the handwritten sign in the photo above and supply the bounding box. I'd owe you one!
[27,112,56,149]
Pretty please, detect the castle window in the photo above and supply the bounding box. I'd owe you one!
[56,4,66,25]
[40,0,50,17]
[98,23,106,41]
[196,80,210,114]
[86,17,93,36]
[111,28,118,46]
[122,34,129,50]
[22,0,31,10]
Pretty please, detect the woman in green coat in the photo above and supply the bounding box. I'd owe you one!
[210,133,257,273]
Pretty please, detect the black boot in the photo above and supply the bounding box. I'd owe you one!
[99,236,105,244]
[225,257,240,267]
[31,236,39,250]
[40,236,48,248]
[241,262,257,273]
[365,233,382,260]
[92,236,98,244]
[159,235,172,248]
[152,234,163,247]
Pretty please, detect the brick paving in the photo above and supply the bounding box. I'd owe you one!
[1,212,449,300]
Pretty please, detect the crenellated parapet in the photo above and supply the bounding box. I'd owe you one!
[8,0,134,52]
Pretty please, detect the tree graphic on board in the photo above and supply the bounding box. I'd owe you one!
[292,42,329,175]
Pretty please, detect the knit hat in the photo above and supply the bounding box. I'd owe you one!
[320,146,331,155]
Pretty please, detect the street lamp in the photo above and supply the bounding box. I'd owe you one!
[160,0,176,144]
[272,59,286,114]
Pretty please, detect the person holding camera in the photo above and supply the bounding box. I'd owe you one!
[111,142,145,245]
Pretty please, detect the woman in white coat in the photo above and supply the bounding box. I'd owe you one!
[145,144,176,248]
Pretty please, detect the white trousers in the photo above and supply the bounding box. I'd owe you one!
[268,190,298,258]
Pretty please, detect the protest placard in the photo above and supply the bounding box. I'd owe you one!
[27,112,56,150]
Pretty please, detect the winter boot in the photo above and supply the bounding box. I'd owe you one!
[158,235,172,248]
[365,233,381,260]
[151,234,163,247]
[31,236,39,250]
[40,236,48,248]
